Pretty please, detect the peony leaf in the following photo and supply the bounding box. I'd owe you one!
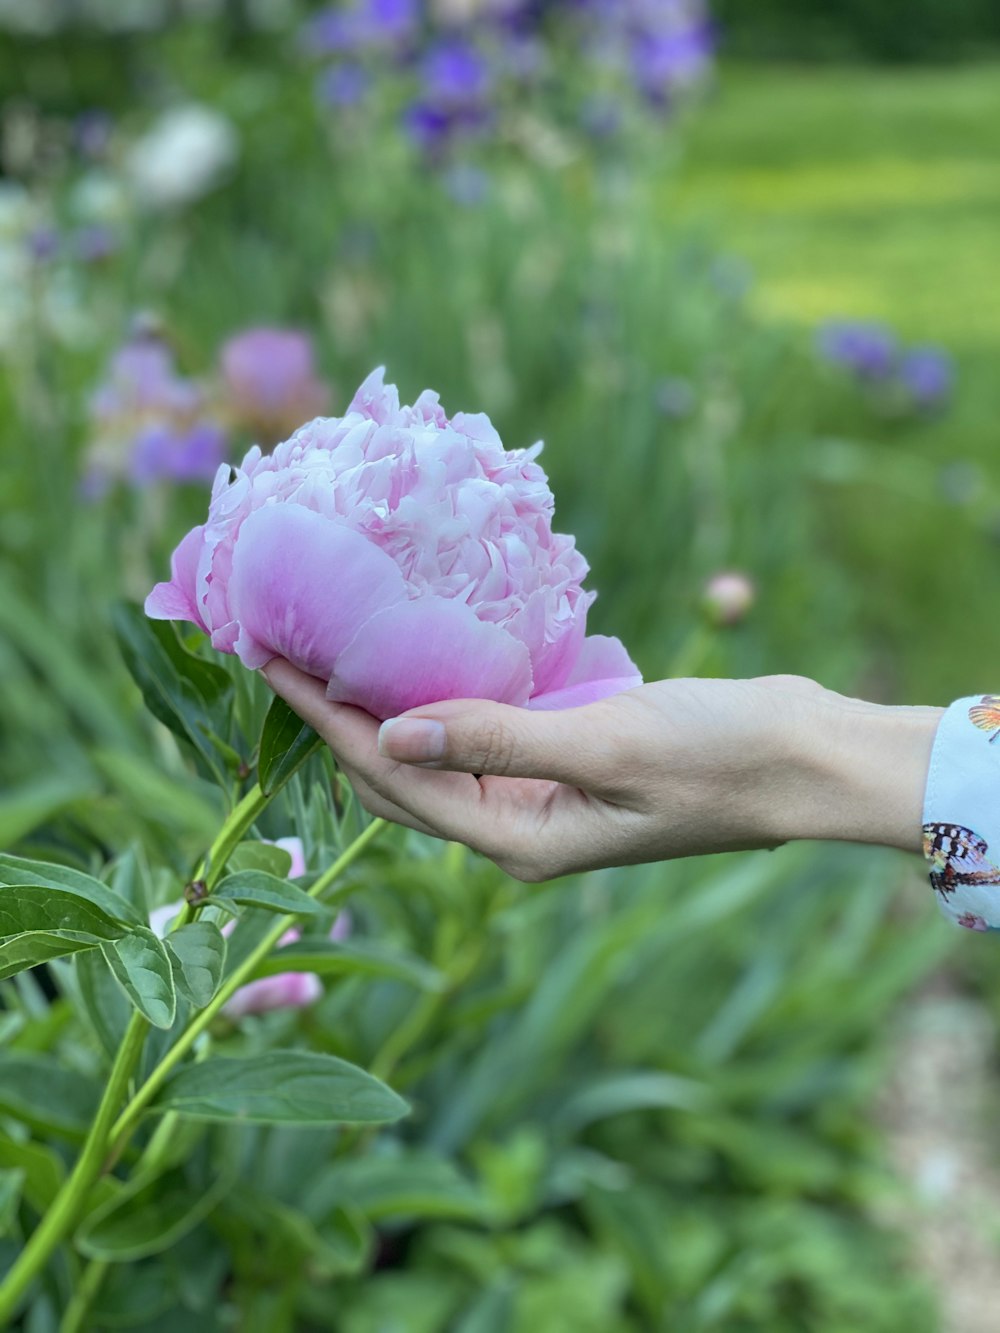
[113,602,234,788]
[0,1132,66,1214]
[151,1051,409,1126]
[102,927,177,1029]
[251,939,445,992]
[0,1053,100,1141]
[211,870,327,919]
[226,841,293,879]
[77,1164,235,1262]
[75,947,132,1058]
[164,921,226,1009]
[0,883,127,942]
[0,854,144,927]
[0,931,102,982]
[258,695,322,796]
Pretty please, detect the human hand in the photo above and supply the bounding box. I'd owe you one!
[261,661,941,881]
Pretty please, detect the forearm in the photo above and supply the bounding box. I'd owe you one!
[776,692,943,855]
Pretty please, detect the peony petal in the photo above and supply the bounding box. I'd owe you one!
[328,596,533,719]
[528,634,642,711]
[223,970,323,1018]
[144,525,208,630]
[226,504,408,675]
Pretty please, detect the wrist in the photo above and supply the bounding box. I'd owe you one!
[777,691,943,854]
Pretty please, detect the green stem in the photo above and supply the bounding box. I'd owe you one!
[0,1014,148,1324]
[58,1258,109,1333]
[200,782,271,891]
[169,782,272,934]
[107,820,385,1157]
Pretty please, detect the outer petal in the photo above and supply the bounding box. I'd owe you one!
[328,596,533,719]
[527,634,642,711]
[144,524,208,630]
[226,504,408,674]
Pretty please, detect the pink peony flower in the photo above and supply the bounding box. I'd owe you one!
[146,368,641,719]
[149,835,349,1019]
[220,327,331,447]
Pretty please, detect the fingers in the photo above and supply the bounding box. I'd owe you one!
[377,696,618,788]
[260,658,489,842]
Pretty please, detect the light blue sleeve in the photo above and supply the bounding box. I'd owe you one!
[923,695,1000,931]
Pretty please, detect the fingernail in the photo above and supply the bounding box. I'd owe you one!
[378,718,447,763]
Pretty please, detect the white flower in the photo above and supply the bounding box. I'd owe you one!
[125,104,239,210]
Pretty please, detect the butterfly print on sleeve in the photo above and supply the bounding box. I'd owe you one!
[922,822,1000,900]
[967,696,1000,742]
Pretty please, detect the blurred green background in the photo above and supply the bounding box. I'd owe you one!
[2,0,999,1328]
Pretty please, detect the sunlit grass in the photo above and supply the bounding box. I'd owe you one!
[674,63,1000,348]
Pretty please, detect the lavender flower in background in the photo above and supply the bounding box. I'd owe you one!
[220,327,332,447]
[900,346,953,412]
[302,0,714,167]
[85,327,227,494]
[317,62,371,108]
[817,319,956,416]
[817,320,897,381]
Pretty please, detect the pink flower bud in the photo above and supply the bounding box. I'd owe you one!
[701,571,755,627]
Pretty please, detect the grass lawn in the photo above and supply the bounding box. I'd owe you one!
[673,63,1000,351]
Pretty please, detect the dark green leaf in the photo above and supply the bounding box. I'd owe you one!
[102,928,177,1029]
[76,947,132,1058]
[0,883,126,942]
[164,922,226,1008]
[152,1051,409,1126]
[212,871,326,919]
[77,1166,235,1262]
[0,854,143,927]
[112,603,233,787]
[0,930,101,981]
[258,695,323,796]
[226,842,293,878]
[252,939,444,992]
[0,1053,100,1140]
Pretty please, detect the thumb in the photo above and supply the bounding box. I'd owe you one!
[377,697,609,786]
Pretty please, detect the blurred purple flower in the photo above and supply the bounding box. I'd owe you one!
[317,62,371,107]
[85,333,227,494]
[630,22,713,104]
[421,39,493,110]
[900,346,953,410]
[702,570,755,627]
[220,327,331,446]
[130,420,229,487]
[817,321,898,381]
[303,0,418,56]
[26,226,59,262]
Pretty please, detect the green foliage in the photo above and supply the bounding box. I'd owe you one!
[152,1052,409,1127]
[0,15,983,1331]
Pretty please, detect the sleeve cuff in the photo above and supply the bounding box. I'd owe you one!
[923,694,1000,931]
